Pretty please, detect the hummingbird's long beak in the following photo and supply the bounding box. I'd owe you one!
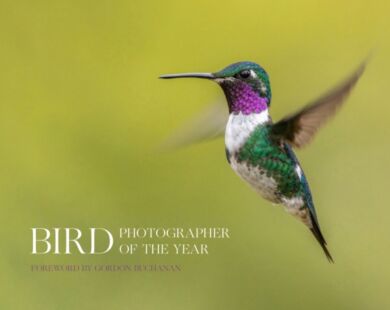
[159,72,215,79]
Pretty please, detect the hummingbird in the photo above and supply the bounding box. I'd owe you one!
[160,60,366,262]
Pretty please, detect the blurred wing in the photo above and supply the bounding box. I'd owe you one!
[158,100,228,150]
[271,60,367,148]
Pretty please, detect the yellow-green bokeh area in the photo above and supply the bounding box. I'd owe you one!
[1,0,390,309]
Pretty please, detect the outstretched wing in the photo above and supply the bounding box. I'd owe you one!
[271,60,367,148]
[158,100,228,150]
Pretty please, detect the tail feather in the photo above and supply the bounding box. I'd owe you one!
[309,212,334,263]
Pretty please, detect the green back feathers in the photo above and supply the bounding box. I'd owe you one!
[237,125,302,198]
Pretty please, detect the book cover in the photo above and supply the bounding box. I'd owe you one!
[1,1,389,309]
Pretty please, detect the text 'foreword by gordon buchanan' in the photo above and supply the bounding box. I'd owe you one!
[31,227,230,255]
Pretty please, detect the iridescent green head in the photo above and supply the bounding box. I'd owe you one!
[213,61,271,104]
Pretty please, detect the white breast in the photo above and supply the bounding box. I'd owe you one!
[225,110,277,202]
[225,110,269,153]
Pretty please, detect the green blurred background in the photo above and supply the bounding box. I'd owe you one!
[1,0,390,309]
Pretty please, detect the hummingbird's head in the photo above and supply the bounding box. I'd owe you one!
[213,62,271,114]
[160,61,271,115]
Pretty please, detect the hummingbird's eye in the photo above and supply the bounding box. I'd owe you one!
[238,70,251,79]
